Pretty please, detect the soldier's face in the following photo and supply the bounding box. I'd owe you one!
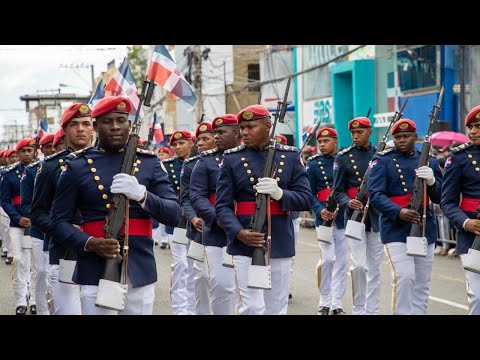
[196,133,215,152]
[172,139,193,159]
[393,132,417,153]
[467,123,480,146]
[65,117,94,150]
[94,113,130,150]
[240,119,271,148]
[350,128,372,148]
[17,146,34,165]
[41,143,54,157]
[158,152,171,161]
[53,139,66,152]
[214,126,239,151]
[317,137,338,156]
[7,153,17,164]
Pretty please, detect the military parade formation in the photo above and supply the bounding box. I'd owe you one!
[1,78,480,316]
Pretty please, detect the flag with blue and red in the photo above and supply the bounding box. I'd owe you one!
[88,79,105,110]
[33,117,48,139]
[302,125,315,143]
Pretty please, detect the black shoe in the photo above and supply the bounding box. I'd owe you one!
[29,305,37,315]
[5,256,12,265]
[331,308,347,315]
[1,251,7,258]
[288,293,293,299]
[160,243,167,249]
[15,306,27,315]
[316,306,330,315]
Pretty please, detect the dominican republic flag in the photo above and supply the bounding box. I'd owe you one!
[33,117,48,139]
[302,125,315,142]
[445,157,452,169]
[333,162,339,171]
[88,79,105,110]
[369,159,378,169]
[146,45,197,107]
[104,57,144,120]
[150,112,165,145]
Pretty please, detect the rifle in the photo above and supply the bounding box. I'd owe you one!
[95,77,156,310]
[344,99,408,241]
[406,87,444,256]
[247,78,290,290]
[143,112,158,150]
[316,185,338,243]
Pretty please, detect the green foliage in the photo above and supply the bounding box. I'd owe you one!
[127,46,148,91]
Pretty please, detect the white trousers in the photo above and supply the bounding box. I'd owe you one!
[349,231,383,315]
[233,255,292,315]
[32,237,49,315]
[460,254,480,315]
[194,259,211,315]
[9,227,30,307]
[50,265,82,315]
[205,246,237,315]
[0,219,11,257]
[384,242,434,315]
[168,228,196,315]
[80,275,155,315]
[317,226,349,310]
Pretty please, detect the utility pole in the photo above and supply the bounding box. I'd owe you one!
[223,60,227,113]
[193,45,203,121]
[459,45,466,134]
[60,63,95,94]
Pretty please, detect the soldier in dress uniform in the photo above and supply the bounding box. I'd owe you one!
[19,132,55,315]
[190,114,242,315]
[163,130,196,315]
[333,117,383,315]
[307,127,348,315]
[31,104,94,315]
[368,118,442,315]
[441,105,480,315]
[158,146,172,161]
[48,96,180,315]
[1,138,35,314]
[1,150,14,262]
[215,105,312,315]
[181,122,216,315]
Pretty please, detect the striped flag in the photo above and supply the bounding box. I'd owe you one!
[302,125,314,142]
[88,79,105,110]
[146,45,197,106]
[33,117,48,139]
[150,112,165,145]
[104,57,144,120]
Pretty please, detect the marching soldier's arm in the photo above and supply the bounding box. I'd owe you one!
[307,162,325,218]
[215,155,244,241]
[31,163,54,235]
[441,153,468,230]
[333,155,351,207]
[141,158,181,227]
[20,167,34,218]
[180,162,198,223]
[0,174,22,224]
[368,156,403,221]
[190,158,216,227]
[280,151,312,212]
[49,160,89,254]
[426,157,443,204]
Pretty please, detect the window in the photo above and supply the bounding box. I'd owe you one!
[397,45,439,92]
[248,63,260,92]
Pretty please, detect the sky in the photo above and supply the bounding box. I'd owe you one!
[0,45,130,125]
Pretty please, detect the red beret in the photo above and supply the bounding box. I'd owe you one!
[212,114,238,129]
[275,134,288,145]
[91,96,131,120]
[466,105,480,126]
[169,130,193,146]
[195,122,213,138]
[348,117,371,130]
[16,138,36,151]
[316,127,338,139]
[39,133,54,146]
[3,150,15,158]
[237,105,271,122]
[61,103,92,128]
[158,146,171,155]
[391,118,417,135]
[52,128,65,148]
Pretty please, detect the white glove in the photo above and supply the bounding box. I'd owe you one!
[416,166,435,186]
[110,173,146,202]
[256,177,284,201]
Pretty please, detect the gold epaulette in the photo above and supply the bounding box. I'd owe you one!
[224,145,245,154]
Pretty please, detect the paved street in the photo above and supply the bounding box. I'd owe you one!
[0,226,468,315]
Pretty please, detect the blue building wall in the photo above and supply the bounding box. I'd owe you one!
[331,59,376,148]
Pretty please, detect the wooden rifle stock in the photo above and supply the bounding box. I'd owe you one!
[408,87,444,238]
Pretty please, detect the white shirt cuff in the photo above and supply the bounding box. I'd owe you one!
[84,236,93,252]
[463,218,470,231]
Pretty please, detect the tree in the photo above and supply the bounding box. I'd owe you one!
[127,45,148,91]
